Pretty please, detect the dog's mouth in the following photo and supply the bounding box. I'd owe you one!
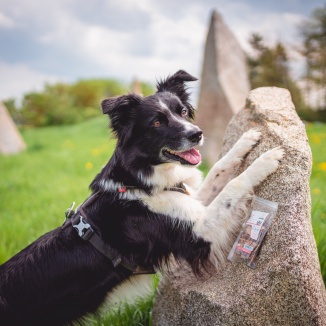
[162,148,201,165]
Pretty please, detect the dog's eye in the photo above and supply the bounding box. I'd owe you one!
[181,108,188,117]
[152,119,162,127]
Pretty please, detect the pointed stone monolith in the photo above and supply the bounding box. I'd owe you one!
[0,102,26,154]
[196,10,250,166]
[131,79,142,96]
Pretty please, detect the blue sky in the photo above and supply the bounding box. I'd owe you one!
[0,0,325,102]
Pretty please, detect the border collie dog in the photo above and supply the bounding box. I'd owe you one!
[0,70,283,325]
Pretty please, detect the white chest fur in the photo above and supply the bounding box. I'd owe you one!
[140,191,205,225]
[102,274,156,311]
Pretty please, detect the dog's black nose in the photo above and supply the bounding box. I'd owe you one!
[187,130,203,143]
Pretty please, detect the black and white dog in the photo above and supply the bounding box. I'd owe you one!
[0,70,283,325]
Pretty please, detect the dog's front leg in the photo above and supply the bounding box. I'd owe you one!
[194,147,284,266]
[196,129,262,206]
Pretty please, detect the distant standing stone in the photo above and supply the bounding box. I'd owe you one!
[131,79,142,96]
[196,10,250,166]
[0,102,26,154]
[153,87,326,325]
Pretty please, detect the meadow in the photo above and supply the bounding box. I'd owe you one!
[0,117,325,325]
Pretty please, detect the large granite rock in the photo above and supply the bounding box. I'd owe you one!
[0,102,26,155]
[196,11,250,166]
[153,87,326,325]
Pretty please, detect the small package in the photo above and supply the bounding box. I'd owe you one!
[227,196,278,268]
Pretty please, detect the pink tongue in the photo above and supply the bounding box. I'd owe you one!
[176,148,201,165]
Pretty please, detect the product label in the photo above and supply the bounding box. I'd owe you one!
[246,211,269,240]
[243,243,254,252]
[236,245,252,254]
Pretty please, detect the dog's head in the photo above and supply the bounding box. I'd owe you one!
[101,70,203,167]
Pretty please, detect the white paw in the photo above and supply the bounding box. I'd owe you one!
[233,129,262,159]
[259,146,284,173]
[247,147,284,186]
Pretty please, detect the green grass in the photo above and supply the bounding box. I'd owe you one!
[0,116,115,263]
[89,275,159,326]
[306,123,326,283]
[0,118,325,325]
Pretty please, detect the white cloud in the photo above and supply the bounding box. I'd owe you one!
[0,11,16,28]
[111,0,152,12]
[31,3,206,83]
[0,0,318,102]
[0,61,63,102]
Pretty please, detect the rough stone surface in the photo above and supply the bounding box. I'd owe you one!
[196,10,250,166]
[0,102,26,154]
[153,87,326,325]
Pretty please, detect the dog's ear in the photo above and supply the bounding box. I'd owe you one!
[156,70,197,119]
[156,70,197,95]
[101,94,141,115]
[101,94,142,139]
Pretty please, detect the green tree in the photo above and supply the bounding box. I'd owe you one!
[19,79,129,127]
[4,78,155,128]
[299,5,326,110]
[2,98,24,125]
[247,33,305,111]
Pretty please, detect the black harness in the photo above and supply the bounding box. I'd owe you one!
[62,183,189,275]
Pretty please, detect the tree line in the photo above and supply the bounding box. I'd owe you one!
[247,4,326,122]
[5,79,154,127]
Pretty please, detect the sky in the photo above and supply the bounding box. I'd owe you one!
[0,0,325,103]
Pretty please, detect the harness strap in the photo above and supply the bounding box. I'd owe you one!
[118,182,190,195]
[66,210,156,274]
[62,193,155,275]
[164,182,190,195]
[62,182,189,275]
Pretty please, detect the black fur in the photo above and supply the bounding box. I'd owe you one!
[0,70,210,325]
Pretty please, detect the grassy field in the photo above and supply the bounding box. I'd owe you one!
[306,122,326,282]
[0,117,325,324]
[0,116,115,262]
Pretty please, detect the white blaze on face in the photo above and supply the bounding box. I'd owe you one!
[157,96,203,165]
[158,100,168,110]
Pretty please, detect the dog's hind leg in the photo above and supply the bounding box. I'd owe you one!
[196,129,262,206]
[194,147,284,266]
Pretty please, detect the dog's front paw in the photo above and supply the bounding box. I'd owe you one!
[247,147,284,186]
[233,129,262,159]
[258,146,284,172]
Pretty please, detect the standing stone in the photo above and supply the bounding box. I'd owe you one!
[0,102,26,154]
[131,79,142,96]
[196,10,250,166]
[153,87,326,325]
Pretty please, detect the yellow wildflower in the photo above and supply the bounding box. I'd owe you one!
[91,148,100,156]
[313,188,320,195]
[310,134,321,145]
[318,162,326,171]
[85,162,93,170]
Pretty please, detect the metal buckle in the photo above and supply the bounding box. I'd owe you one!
[73,216,92,238]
